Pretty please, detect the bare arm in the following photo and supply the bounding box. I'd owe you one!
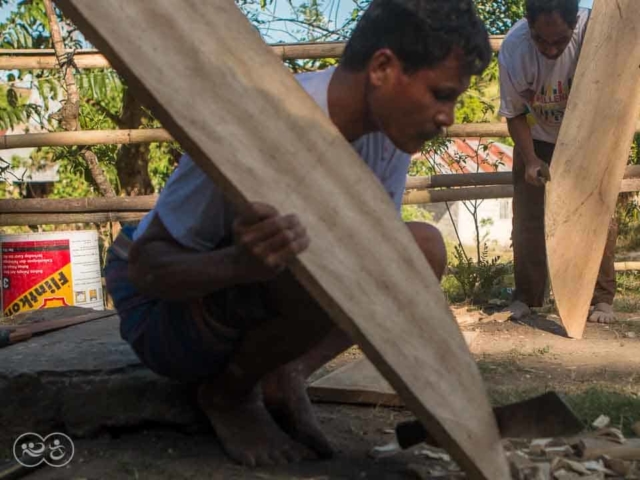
[127,203,309,301]
[507,115,548,187]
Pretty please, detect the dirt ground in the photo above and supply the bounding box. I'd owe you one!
[6,311,640,480]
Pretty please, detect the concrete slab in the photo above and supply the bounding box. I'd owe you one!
[0,314,207,452]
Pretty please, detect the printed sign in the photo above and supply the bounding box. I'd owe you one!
[2,240,73,317]
[1,231,104,317]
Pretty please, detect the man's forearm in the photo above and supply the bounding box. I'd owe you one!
[507,115,537,165]
[128,241,257,301]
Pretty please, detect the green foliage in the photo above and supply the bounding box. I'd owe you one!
[474,0,525,35]
[441,274,465,303]
[401,205,433,223]
[455,57,500,124]
[148,141,181,192]
[416,135,512,305]
[629,134,640,165]
[565,388,640,438]
[449,243,512,304]
[616,272,640,296]
[0,0,57,50]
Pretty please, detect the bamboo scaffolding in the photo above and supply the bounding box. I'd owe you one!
[0,37,505,70]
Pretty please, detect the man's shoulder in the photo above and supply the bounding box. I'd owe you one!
[576,7,591,35]
[500,18,532,59]
[293,67,335,113]
[294,67,334,91]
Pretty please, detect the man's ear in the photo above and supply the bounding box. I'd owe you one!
[367,48,402,87]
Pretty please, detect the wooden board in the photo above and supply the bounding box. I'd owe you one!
[545,0,640,339]
[54,2,509,478]
[309,332,479,407]
[309,357,404,407]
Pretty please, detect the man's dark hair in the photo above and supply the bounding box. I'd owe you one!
[341,0,491,76]
[525,0,580,28]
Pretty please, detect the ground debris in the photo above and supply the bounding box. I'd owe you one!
[603,457,638,477]
[591,416,611,429]
[483,311,512,323]
[405,463,465,479]
[451,306,485,326]
[508,451,550,480]
[414,446,452,462]
[368,440,400,459]
[498,428,640,480]
[592,427,626,444]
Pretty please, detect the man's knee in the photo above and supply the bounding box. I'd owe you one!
[405,222,447,280]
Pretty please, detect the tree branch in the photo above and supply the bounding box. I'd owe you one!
[44,0,116,198]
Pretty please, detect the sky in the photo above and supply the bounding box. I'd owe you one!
[0,0,595,45]
[0,2,10,22]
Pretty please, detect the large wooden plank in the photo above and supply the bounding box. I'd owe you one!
[54,1,508,478]
[545,0,640,339]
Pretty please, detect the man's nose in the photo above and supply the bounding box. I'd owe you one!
[435,108,454,129]
[546,47,559,58]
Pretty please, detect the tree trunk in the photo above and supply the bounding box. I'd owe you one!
[115,88,153,195]
[44,0,116,198]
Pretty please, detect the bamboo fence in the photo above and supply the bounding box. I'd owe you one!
[3,166,640,226]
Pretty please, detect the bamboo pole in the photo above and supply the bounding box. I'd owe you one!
[0,195,158,213]
[406,172,512,189]
[0,37,505,70]
[0,212,145,226]
[406,165,640,190]
[614,262,640,271]
[0,128,174,149]
[445,123,509,138]
[3,123,640,150]
[403,185,515,205]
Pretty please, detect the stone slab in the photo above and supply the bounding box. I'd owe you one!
[0,315,207,452]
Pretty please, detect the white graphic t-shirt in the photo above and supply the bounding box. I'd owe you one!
[498,8,590,143]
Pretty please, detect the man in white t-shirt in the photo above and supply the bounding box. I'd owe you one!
[104,0,492,467]
[499,0,617,325]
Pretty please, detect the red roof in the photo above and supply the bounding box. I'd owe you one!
[412,138,513,175]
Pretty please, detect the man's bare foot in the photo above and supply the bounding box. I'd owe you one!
[198,382,315,467]
[588,302,616,324]
[262,363,335,459]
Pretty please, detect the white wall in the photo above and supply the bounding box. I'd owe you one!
[455,198,513,249]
